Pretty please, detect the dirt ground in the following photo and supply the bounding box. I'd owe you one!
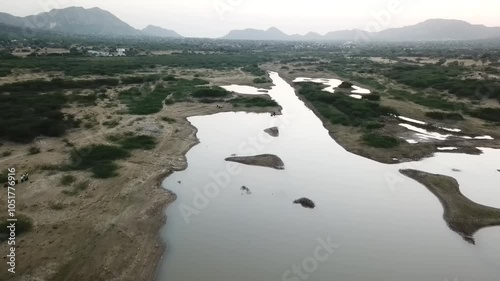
[0,70,275,281]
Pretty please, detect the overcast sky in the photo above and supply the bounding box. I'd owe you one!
[3,0,500,37]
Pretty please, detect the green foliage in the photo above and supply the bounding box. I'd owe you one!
[0,214,33,238]
[192,87,229,98]
[121,74,161,84]
[362,133,400,148]
[60,174,76,186]
[388,89,466,111]
[1,151,12,157]
[425,111,464,121]
[242,64,266,76]
[229,97,278,107]
[298,82,397,127]
[0,91,78,142]
[0,54,270,77]
[28,146,41,155]
[114,135,157,150]
[253,77,270,84]
[161,117,177,123]
[119,78,210,115]
[470,107,500,122]
[69,144,130,178]
[384,63,500,100]
[0,78,119,93]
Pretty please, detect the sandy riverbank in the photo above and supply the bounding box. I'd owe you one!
[0,98,274,281]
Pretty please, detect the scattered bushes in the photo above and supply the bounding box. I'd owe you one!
[0,214,33,239]
[60,174,76,186]
[0,78,119,93]
[470,107,500,122]
[192,87,229,98]
[68,144,131,178]
[425,111,464,121]
[28,146,41,155]
[362,133,400,148]
[229,97,278,107]
[298,82,397,127]
[114,135,157,150]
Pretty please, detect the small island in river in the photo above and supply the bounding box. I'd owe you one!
[264,126,279,137]
[400,169,500,244]
[225,154,285,170]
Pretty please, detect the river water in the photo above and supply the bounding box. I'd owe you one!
[157,72,500,281]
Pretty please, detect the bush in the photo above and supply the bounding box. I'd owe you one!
[115,135,157,150]
[362,133,400,148]
[192,87,229,98]
[1,151,12,157]
[69,144,130,178]
[0,214,33,239]
[229,97,278,107]
[470,107,500,122]
[425,111,464,121]
[161,117,177,123]
[298,82,397,127]
[28,146,41,155]
[60,174,76,186]
[364,94,381,101]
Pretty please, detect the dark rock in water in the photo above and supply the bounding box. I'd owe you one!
[264,126,279,137]
[225,154,284,170]
[497,169,500,172]
[452,168,462,172]
[241,186,251,195]
[338,81,354,89]
[294,197,315,209]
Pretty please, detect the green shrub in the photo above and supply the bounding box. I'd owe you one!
[28,146,41,155]
[192,87,229,98]
[364,122,385,130]
[0,214,33,238]
[115,135,156,150]
[60,174,76,186]
[69,144,130,178]
[362,133,400,148]
[425,111,464,121]
[229,97,278,107]
[1,151,12,157]
[470,107,500,122]
[161,117,177,123]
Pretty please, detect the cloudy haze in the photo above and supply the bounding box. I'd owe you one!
[2,0,500,37]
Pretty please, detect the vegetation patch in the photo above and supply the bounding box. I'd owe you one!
[425,111,464,121]
[60,174,76,186]
[469,107,500,122]
[0,214,33,240]
[229,97,278,108]
[68,144,131,178]
[112,135,157,150]
[298,82,397,127]
[362,133,400,148]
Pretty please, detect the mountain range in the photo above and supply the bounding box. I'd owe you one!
[0,7,182,38]
[222,19,500,41]
[1,7,500,41]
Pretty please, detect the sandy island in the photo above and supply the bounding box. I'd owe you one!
[400,169,500,244]
[225,154,285,170]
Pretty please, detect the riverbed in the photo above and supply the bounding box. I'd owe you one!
[157,72,500,281]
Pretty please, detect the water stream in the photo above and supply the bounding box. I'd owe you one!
[157,72,500,281]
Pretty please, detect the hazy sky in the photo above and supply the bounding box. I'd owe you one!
[3,0,500,37]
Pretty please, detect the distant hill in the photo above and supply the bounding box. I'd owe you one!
[221,19,500,42]
[375,19,500,41]
[141,25,182,38]
[0,7,181,38]
[222,27,289,41]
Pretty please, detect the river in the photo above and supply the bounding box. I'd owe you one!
[156,72,500,281]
